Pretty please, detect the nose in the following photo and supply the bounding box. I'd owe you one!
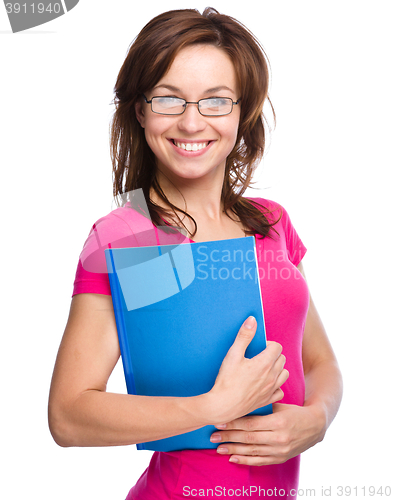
[177,103,207,134]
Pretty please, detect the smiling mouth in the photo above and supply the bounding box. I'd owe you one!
[172,140,210,151]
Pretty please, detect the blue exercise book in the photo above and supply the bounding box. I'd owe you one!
[105,235,271,452]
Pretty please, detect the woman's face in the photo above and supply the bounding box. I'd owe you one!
[135,44,241,188]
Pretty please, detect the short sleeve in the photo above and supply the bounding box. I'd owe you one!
[72,258,111,297]
[71,208,138,297]
[71,204,180,297]
[248,197,307,267]
[278,205,307,266]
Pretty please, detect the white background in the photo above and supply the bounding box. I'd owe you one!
[1,1,392,498]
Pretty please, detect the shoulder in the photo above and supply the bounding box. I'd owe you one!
[87,204,156,245]
[245,196,281,211]
[79,205,155,274]
[245,197,303,245]
[73,206,157,296]
[90,205,154,234]
[248,198,306,264]
[245,196,286,223]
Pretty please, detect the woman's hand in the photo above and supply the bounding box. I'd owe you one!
[205,316,289,425]
[209,403,327,466]
[206,263,342,465]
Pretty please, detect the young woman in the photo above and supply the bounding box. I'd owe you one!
[48,8,343,499]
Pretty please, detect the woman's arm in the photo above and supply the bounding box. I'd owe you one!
[48,293,288,447]
[209,262,343,465]
[300,261,343,434]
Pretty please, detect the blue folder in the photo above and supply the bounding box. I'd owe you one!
[105,235,271,452]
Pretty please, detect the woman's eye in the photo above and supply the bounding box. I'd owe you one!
[156,97,182,107]
[206,98,228,107]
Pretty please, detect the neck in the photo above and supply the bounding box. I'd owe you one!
[152,167,227,222]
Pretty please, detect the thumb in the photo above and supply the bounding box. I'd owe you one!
[228,316,257,360]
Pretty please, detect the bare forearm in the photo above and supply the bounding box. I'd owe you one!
[49,308,287,448]
[303,359,343,435]
[49,390,215,447]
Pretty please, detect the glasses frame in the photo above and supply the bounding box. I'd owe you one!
[142,94,241,117]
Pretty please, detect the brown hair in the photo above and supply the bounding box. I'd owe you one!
[110,7,280,238]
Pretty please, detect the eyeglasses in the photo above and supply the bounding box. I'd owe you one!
[143,94,241,117]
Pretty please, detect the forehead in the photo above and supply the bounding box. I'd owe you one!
[155,44,238,96]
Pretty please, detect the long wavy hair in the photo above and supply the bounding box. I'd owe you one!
[110,7,281,238]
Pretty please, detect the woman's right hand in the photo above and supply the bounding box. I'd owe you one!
[206,316,288,425]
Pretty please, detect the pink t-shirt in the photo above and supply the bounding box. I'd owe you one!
[72,198,309,500]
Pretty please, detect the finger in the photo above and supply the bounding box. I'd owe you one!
[213,402,287,433]
[266,357,288,398]
[266,340,283,351]
[256,340,283,363]
[228,454,281,466]
[217,442,270,456]
[270,387,285,404]
[211,429,270,445]
[226,316,257,360]
[270,354,287,383]
[214,415,270,432]
[214,404,290,436]
[276,368,289,387]
[266,340,281,348]
[215,443,285,466]
[277,353,287,371]
[215,429,284,448]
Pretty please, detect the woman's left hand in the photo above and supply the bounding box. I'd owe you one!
[210,403,327,466]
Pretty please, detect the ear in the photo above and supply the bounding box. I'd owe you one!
[135,99,146,129]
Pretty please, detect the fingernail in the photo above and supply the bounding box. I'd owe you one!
[217,447,228,453]
[215,424,227,429]
[229,457,239,463]
[210,434,222,443]
[244,316,256,329]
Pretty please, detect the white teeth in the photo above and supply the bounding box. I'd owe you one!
[174,141,208,151]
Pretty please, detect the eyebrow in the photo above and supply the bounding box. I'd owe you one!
[152,84,236,95]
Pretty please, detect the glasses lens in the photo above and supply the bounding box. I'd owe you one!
[199,98,233,116]
[151,97,185,115]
